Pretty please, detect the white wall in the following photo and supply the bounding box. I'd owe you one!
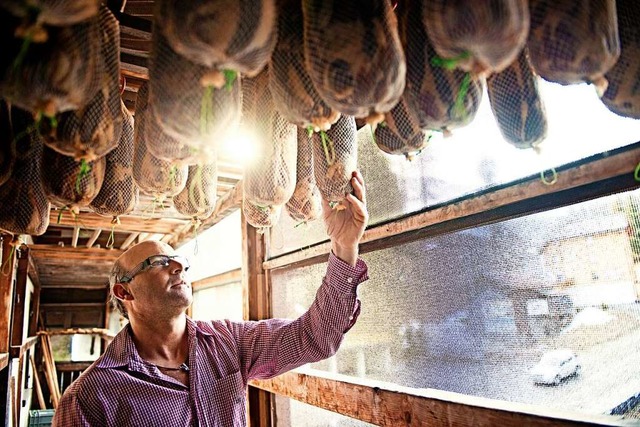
[176,209,242,282]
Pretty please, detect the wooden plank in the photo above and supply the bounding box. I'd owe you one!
[29,245,122,261]
[120,232,140,250]
[112,11,152,39]
[29,355,45,410]
[27,254,40,289]
[54,210,189,234]
[71,226,80,248]
[55,362,92,372]
[40,335,60,408]
[10,248,29,350]
[28,273,41,337]
[0,353,7,370]
[121,68,148,81]
[192,269,241,291]
[9,336,37,359]
[251,371,630,427]
[263,145,640,271]
[241,210,272,427]
[86,229,102,248]
[0,235,15,354]
[170,181,243,248]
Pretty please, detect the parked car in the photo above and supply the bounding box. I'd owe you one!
[530,349,581,385]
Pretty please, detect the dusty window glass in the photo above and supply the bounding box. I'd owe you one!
[192,281,243,321]
[269,82,640,258]
[274,395,375,427]
[272,189,640,420]
[50,335,72,362]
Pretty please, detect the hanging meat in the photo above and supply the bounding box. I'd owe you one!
[601,0,640,119]
[40,147,106,208]
[243,199,282,231]
[312,115,357,210]
[40,5,122,161]
[173,163,218,220]
[149,29,242,149]
[397,0,483,135]
[242,69,297,212]
[155,0,277,76]
[0,103,50,235]
[0,8,103,116]
[285,127,323,223]
[90,102,139,217]
[269,0,340,132]
[422,0,530,76]
[0,0,99,26]
[132,81,188,199]
[527,0,620,95]
[487,48,548,149]
[303,0,406,126]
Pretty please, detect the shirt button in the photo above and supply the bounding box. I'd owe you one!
[347,277,353,284]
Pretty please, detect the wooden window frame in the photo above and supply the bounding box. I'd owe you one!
[245,142,640,426]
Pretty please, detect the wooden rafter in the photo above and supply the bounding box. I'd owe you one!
[53,210,189,235]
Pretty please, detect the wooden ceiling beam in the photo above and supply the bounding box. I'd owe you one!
[53,210,189,234]
[120,232,139,250]
[29,245,122,261]
[71,226,80,248]
[112,11,151,40]
[86,229,102,248]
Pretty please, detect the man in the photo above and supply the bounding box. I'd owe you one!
[53,171,369,426]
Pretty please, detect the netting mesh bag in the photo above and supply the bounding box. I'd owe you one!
[601,0,640,119]
[303,0,406,126]
[527,0,620,95]
[285,126,323,223]
[90,102,138,217]
[41,146,106,208]
[397,0,483,135]
[487,48,548,149]
[0,9,103,116]
[312,114,357,209]
[0,103,50,235]
[134,82,201,165]
[0,0,99,26]
[155,0,277,76]
[173,163,218,220]
[133,82,188,199]
[149,28,242,147]
[269,0,339,131]
[0,101,16,187]
[422,0,529,76]
[243,199,282,231]
[40,5,122,161]
[373,97,431,160]
[242,70,297,209]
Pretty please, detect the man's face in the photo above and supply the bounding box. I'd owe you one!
[117,241,193,319]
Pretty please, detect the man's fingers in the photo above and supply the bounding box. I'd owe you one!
[345,193,367,220]
[351,171,366,204]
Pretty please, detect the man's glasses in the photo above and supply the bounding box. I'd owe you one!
[118,255,190,283]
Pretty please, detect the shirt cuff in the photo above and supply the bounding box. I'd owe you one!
[326,252,369,293]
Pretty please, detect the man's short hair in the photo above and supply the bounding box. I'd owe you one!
[109,259,129,319]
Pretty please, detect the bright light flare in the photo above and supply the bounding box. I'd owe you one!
[219,127,261,168]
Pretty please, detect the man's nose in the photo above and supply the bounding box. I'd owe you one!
[169,260,184,274]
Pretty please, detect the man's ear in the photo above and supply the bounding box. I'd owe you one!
[113,283,133,301]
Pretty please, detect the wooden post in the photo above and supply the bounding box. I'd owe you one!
[29,354,45,410]
[10,247,29,349]
[0,235,16,354]
[241,212,272,427]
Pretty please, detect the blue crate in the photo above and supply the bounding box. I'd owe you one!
[28,409,55,427]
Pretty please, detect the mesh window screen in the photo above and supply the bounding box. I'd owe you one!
[274,395,375,427]
[272,189,640,419]
[269,81,640,258]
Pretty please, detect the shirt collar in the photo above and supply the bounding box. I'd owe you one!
[95,317,213,370]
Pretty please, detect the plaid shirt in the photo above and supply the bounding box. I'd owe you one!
[53,254,368,427]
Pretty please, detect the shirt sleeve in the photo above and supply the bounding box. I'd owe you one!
[230,252,368,381]
[53,384,103,427]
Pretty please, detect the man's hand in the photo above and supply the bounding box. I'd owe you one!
[323,171,368,266]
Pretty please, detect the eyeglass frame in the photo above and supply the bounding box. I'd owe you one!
[117,254,190,284]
